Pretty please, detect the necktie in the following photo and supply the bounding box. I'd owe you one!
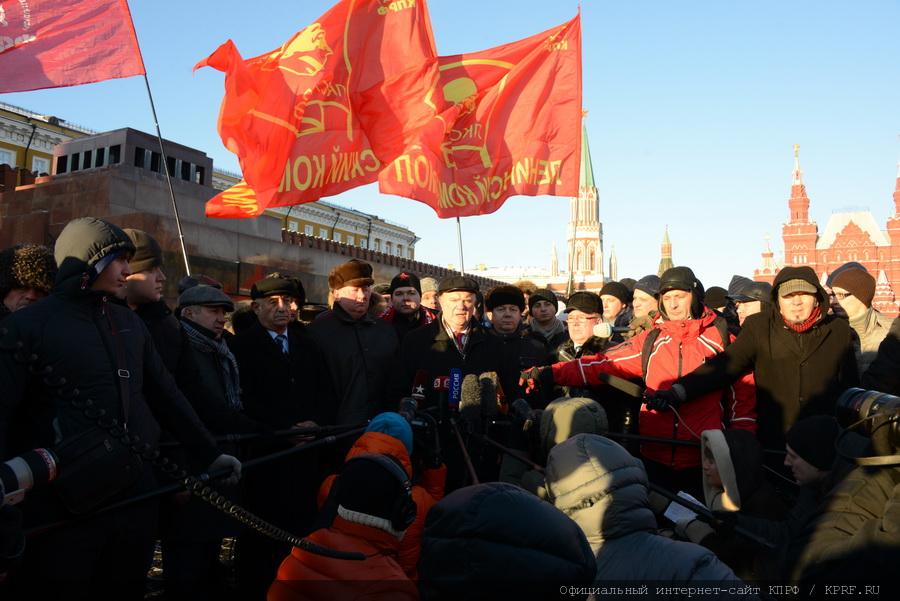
[275,334,288,354]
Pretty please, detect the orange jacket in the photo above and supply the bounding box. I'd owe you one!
[318,431,446,578]
[268,516,418,601]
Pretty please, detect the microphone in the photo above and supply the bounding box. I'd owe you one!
[593,322,630,339]
[411,369,429,404]
[459,374,484,435]
[509,398,535,432]
[447,368,463,411]
[478,372,500,418]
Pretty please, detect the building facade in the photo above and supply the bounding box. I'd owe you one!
[0,101,93,182]
[755,146,900,316]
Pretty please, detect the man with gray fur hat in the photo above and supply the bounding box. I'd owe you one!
[0,244,56,321]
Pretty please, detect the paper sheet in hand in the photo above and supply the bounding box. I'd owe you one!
[663,491,701,523]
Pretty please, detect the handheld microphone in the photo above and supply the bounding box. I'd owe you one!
[448,368,463,411]
[411,369,429,404]
[478,372,500,418]
[459,374,483,435]
[509,398,535,432]
[433,375,450,423]
[593,322,630,339]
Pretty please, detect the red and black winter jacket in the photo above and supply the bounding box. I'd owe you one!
[551,308,756,470]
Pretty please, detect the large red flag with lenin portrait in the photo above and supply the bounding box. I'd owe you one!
[378,15,582,218]
[196,0,439,218]
[0,0,145,94]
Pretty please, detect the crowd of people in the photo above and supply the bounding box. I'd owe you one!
[1,215,900,600]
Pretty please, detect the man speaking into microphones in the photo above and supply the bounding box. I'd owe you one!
[394,275,517,490]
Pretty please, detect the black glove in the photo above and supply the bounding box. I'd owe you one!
[644,386,684,412]
[519,366,554,394]
[398,397,418,422]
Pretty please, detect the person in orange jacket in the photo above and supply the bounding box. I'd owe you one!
[317,412,446,578]
[269,453,419,601]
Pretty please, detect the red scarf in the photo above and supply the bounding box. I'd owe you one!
[783,305,821,333]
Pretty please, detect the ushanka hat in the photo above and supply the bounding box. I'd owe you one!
[0,244,56,297]
[328,259,374,290]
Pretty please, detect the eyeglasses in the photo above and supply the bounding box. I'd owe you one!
[831,292,851,300]
[568,315,600,324]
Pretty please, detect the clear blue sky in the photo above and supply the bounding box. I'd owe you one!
[3,0,899,287]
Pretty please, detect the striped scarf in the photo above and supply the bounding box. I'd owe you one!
[180,319,243,410]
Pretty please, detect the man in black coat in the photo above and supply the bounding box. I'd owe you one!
[655,265,859,456]
[309,260,399,426]
[122,228,183,374]
[0,244,56,323]
[228,272,330,600]
[484,285,551,407]
[0,217,238,601]
[165,284,269,601]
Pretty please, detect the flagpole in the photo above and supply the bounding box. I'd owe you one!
[455,217,466,274]
[141,74,192,276]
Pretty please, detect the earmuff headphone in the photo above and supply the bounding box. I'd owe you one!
[342,453,417,532]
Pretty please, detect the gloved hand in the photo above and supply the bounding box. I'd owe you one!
[625,313,656,339]
[207,453,242,486]
[674,517,715,544]
[519,366,554,394]
[644,384,686,412]
[398,397,418,422]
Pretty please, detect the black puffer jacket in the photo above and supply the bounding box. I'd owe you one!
[419,482,596,599]
[678,266,859,450]
[0,218,218,521]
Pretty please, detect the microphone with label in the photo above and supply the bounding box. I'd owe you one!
[593,322,631,339]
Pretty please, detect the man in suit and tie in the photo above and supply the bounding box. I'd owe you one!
[228,273,332,600]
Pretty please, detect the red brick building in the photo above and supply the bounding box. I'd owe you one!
[755,147,900,317]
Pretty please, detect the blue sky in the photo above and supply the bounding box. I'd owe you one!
[3,0,899,287]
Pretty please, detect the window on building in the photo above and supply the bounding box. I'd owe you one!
[150,151,161,173]
[396,244,403,257]
[166,156,176,176]
[319,228,328,238]
[56,155,68,174]
[95,147,106,168]
[385,241,393,254]
[31,156,50,175]
[288,221,299,232]
[71,153,80,172]
[180,160,192,182]
[374,239,381,251]
[134,147,146,168]
[109,145,121,164]
[408,247,414,259]
[360,238,368,249]
[194,165,205,185]
[334,232,342,242]
[304,224,314,236]
[346,235,354,246]
[0,149,14,167]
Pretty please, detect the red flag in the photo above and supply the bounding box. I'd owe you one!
[379,15,582,218]
[0,0,145,94]
[197,0,438,218]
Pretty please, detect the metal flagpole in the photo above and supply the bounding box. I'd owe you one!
[141,73,192,275]
[456,216,466,274]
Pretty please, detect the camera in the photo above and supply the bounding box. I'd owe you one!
[0,448,59,507]
[836,387,900,455]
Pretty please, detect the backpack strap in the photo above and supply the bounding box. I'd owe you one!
[640,328,663,383]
